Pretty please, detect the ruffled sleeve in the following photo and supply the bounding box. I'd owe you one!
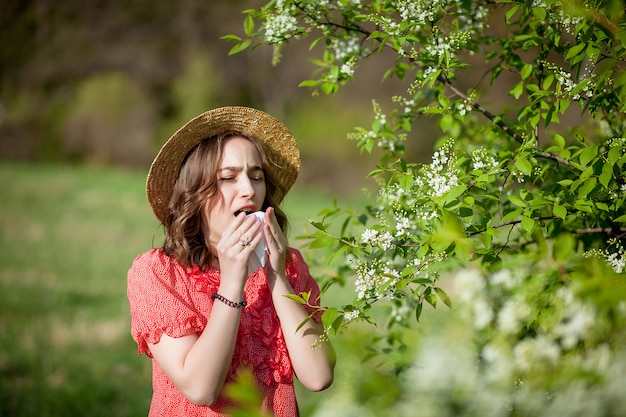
[286,248,323,322]
[127,249,207,357]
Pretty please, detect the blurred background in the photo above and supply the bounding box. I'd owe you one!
[0,1,440,416]
[0,0,439,193]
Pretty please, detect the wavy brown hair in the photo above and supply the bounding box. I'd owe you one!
[161,132,290,270]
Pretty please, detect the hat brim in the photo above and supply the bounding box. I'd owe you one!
[146,106,300,224]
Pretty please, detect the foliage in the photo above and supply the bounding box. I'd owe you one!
[226,0,626,415]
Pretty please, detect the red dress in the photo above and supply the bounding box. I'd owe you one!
[127,248,321,417]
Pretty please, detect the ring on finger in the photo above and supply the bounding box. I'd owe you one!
[239,237,250,247]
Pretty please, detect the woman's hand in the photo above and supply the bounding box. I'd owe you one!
[215,212,263,290]
[262,207,288,283]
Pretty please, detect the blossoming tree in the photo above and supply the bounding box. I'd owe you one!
[226,0,626,415]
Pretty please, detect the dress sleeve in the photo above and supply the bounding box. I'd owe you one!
[286,248,323,322]
[127,249,206,357]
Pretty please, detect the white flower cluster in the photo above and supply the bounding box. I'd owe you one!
[585,239,626,274]
[456,99,473,116]
[455,269,494,329]
[547,63,596,101]
[553,287,596,349]
[391,95,415,114]
[471,147,499,171]
[452,267,604,382]
[396,0,441,25]
[371,15,403,37]
[361,228,395,250]
[609,136,626,148]
[353,259,401,301]
[331,35,363,61]
[415,140,459,198]
[264,10,301,44]
[424,31,471,61]
[607,249,626,274]
[343,309,360,321]
[532,0,584,33]
[395,213,412,236]
[340,59,356,77]
[497,295,531,334]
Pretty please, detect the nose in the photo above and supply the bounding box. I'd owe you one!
[238,176,255,197]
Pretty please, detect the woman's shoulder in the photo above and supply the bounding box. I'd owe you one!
[287,247,305,263]
[285,247,313,280]
[131,249,176,268]
[128,248,189,283]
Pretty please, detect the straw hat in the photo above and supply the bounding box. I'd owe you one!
[146,106,300,224]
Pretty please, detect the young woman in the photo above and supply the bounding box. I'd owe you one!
[127,106,335,416]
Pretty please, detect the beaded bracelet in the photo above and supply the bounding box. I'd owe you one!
[211,293,247,308]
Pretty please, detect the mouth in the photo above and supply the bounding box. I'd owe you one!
[234,208,255,217]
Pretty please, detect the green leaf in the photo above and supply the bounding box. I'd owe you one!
[521,215,536,235]
[434,287,452,308]
[579,145,598,166]
[454,238,472,262]
[228,40,252,55]
[505,4,520,22]
[310,221,326,231]
[244,15,255,37]
[309,237,335,249]
[425,289,437,308]
[614,214,626,223]
[553,203,567,219]
[285,293,307,303]
[608,146,622,165]
[510,81,524,99]
[415,302,423,322]
[502,208,523,222]
[566,42,586,60]
[599,163,613,188]
[577,177,597,197]
[554,133,566,149]
[521,63,533,80]
[515,158,532,175]
[553,233,575,262]
[532,7,547,21]
[220,34,242,42]
[509,195,527,208]
[321,81,338,95]
[437,93,450,109]
[596,202,609,211]
[322,307,339,330]
[542,74,555,90]
[298,79,320,88]
[573,199,594,213]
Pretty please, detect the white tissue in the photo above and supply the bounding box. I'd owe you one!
[247,211,267,272]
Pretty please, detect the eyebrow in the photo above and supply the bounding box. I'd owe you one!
[219,165,264,173]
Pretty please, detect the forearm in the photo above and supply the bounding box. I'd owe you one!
[150,283,245,406]
[270,277,335,391]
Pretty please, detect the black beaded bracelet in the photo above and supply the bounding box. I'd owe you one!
[211,293,247,308]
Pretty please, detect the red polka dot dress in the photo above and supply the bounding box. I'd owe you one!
[127,248,321,417]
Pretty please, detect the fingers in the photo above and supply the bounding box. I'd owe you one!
[263,207,287,250]
[222,212,263,252]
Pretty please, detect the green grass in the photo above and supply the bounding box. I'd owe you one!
[0,162,359,417]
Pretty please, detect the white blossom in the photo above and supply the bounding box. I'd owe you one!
[361,228,379,245]
[497,297,531,335]
[344,310,360,321]
[264,12,300,43]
